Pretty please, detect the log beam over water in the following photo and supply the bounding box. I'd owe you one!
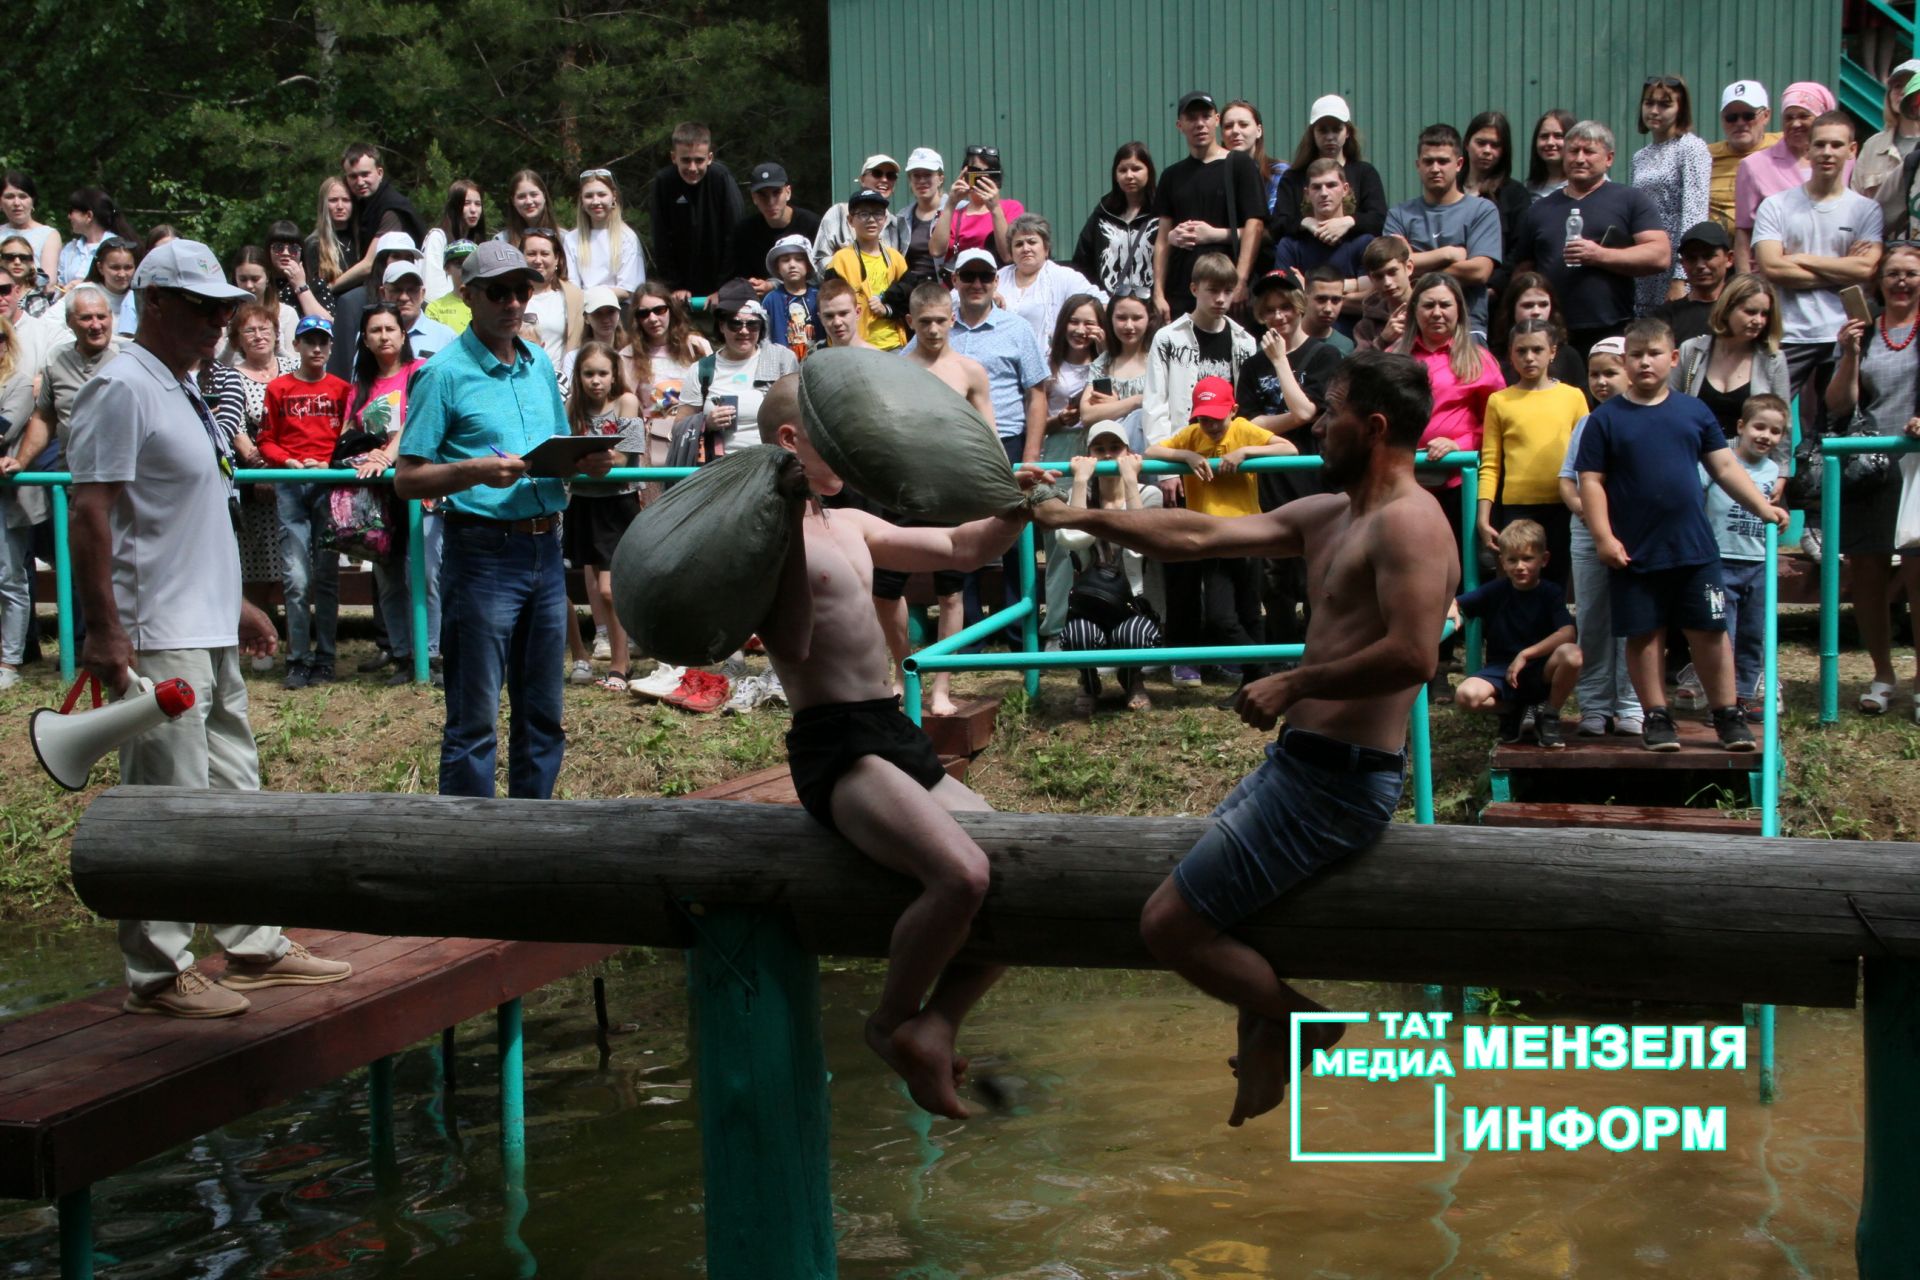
[72,787,1902,1007]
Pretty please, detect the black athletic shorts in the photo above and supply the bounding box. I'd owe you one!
[786,698,948,834]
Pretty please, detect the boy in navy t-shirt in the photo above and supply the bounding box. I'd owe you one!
[763,233,821,359]
[1449,520,1582,747]
[1574,318,1788,752]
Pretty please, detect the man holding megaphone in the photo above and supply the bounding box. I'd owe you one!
[65,239,352,1020]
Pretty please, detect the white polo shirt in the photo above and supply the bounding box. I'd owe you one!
[67,343,241,650]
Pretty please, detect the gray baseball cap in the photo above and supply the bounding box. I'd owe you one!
[462,240,540,284]
[132,240,253,300]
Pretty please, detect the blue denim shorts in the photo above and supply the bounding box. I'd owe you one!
[1174,732,1404,931]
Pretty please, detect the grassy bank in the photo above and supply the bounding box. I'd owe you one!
[4,608,1919,926]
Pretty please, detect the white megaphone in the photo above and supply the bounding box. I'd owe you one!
[30,672,197,791]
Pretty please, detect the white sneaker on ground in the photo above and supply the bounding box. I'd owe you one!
[629,664,687,699]
[592,629,612,660]
[720,651,749,679]
[569,658,595,684]
[1614,715,1645,736]
[1576,711,1611,736]
[759,670,787,705]
[723,674,773,715]
[0,666,19,690]
[1671,663,1707,710]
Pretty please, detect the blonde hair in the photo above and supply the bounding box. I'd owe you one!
[1496,518,1547,557]
[1395,273,1485,384]
[1707,273,1783,353]
[311,177,349,282]
[572,172,630,283]
[0,314,17,385]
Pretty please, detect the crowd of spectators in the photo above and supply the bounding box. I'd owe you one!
[3,66,1920,736]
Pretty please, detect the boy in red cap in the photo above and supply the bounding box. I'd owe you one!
[1147,375,1298,694]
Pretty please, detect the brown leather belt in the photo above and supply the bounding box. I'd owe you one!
[444,511,559,535]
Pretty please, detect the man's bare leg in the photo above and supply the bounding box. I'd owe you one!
[928,591,964,716]
[830,762,996,1118]
[1140,878,1344,1126]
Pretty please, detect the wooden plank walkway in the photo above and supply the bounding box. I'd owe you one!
[0,930,617,1201]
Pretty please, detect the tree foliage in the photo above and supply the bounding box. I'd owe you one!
[3,0,830,253]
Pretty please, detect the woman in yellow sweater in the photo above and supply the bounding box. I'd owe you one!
[1476,318,1588,587]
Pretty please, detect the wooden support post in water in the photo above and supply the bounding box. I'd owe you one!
[369,1054,398,1192]
[1858,958,1920,1278]
[57,1188,90,1280]
[690,908,836,1280]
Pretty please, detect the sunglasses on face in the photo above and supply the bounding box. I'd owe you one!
[722,317,762,332]
[1722,111,1758,123]
[0,283,14,297]
[635,303,671,318]
[167,290,238,322]
[484,281,533,303]
[956,271,994,284]
[0,252,31,263]
[1643,75,1683,89]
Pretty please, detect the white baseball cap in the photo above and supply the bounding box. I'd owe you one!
[952,248,998,274]
[131,239,253,299]
[905,147,945,174]
[765,233,812,276]
[1894,60,1920,98]
[861,154,899,175]
[1719,80,1770,112]
[1085,422,1131,450]
[381,259,424,286]
[1308,94,1352,124]
[373,230,421,257]
[582,285,620,313]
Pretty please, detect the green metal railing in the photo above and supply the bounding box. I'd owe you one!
[1817,436,1920,723]
[2,466,700,687]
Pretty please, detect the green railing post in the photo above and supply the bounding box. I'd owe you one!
[1410,681,1435,825]
[1458,464,1482,672]
[57,1188,91,1280]
[50,483,74,683]
[690,908,836,1280]
[1820,456,1842,724]
[1017,522,1039,699]
[903,667,923,726]
[407,499,429,685]
[1857,957,1920,1278]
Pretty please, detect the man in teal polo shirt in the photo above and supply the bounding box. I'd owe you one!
[396,240,614,798]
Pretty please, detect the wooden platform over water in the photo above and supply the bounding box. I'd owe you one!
[0,930,616,1201]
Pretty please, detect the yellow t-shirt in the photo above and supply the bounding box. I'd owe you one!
[1708,134,1781,233]
[843,246,907,350]
[1156,416,1274,518]
[1477,381,1588,506]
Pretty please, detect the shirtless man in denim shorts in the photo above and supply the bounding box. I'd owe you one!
[1034,349,1456,1126]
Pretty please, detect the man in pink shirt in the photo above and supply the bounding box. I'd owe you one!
[1734,82,1852,272]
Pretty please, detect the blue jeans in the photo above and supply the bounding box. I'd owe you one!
[1722,558,1767,700]
[375,509,443,660]
[438,521,567,798]
[1174,733,1403,930]
[276,482,340,665]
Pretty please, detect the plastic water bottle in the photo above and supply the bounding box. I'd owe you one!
[1564,207,1584,268]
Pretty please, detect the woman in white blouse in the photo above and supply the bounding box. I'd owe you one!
[563,168,646,301]
[993,213,1106,346]
[519,228,583,369]
[1631,75,1712,312]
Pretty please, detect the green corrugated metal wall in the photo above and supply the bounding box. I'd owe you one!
[828,0,1841,242]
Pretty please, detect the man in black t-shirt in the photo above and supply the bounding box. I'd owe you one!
[1153,90,1267,321]
[1235,271,1345,644]
[647,121,746,299]
[728,162,821,294]
[1510,121,1670,351]
[1651,222,1732,345]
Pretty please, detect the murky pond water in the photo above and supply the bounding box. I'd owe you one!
[0,923,1863,1277]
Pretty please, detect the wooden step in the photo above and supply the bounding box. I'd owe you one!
[921,696,1000,759]
[1481,800,1761,835]
[1492,715,1763,772]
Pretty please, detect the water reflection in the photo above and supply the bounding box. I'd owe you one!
[0,926,1865,1277]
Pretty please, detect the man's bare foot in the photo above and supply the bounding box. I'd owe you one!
[867,1012,971,1119]
[928,693,960,717]
[1227,1011,1345,1127]
[1126,688,1152,712]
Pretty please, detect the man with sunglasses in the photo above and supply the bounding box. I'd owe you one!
[394,241,616,801]
[67,240,352,1018]
[1708,82,1779,234]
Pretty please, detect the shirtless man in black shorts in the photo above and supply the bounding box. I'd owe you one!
[1033,349,1456,1126]
[753,373,1042,1120]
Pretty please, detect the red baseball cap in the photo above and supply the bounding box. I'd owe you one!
[1190,376,1235,420]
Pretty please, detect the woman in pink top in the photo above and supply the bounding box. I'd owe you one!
[1398,271,1505,696]
[938,145,1024,264]
[1733,82,1850,272]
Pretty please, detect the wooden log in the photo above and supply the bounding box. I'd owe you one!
[72,786,1909,1008]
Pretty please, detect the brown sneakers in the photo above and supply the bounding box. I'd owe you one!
[123,966,251,1019]
[219,941,353,991]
